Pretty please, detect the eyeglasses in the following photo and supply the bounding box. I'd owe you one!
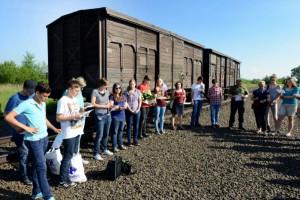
[115,87,121,90]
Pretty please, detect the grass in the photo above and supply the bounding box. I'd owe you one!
[0,84,22,116]
[0,84,58,117]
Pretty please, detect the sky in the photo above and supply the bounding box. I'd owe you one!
[1,0,300,80]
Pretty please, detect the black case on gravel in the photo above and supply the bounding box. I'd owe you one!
[106,156,122,180]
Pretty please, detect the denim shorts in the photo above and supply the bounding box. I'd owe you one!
[279,104,297,116]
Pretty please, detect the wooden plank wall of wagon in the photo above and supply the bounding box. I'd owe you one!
[208,54,217,88]
[216,56,221,88]
[193,48,203,83]
[159,34,173,88]
[173,38,184,88]
[81,12,101,91]
[48,21,64,98]
[220,57,226,88]
[225,59,231,88]
[184,44,194,88]
[230,60,236,86]
[106,19,135,89]
[137,28,157,89]
[64,15,81,82]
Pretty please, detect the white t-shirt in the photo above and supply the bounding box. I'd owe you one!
[57,96,83,139]
[192,83,205,100]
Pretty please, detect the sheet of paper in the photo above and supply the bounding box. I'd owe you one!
[277,89,285,94]
[83,109,94,116]
[235,94,242,101]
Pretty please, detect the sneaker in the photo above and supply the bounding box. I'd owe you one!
[102,149,113,156]
[215,124,220,128]
[155,131,161,135]
[160,130,165,134]
[142,133,150,138]
[23,179,33,185]
[47,197,55,200]
[82,159,89,165]
[31,192,43,199]
[286,132,292,137]
[256,129,262,134]
[119,145,127,150]
[113,147,119,152]
[133,142,140,146]
[263,132,268,136]
[128,143,133,147]
[93,154,103,161]
[58,181,77,189]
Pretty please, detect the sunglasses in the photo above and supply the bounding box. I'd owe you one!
[115,87,121,90]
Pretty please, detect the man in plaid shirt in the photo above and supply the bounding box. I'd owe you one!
[207,79,222,127]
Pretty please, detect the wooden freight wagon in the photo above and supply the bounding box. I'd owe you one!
[203,49,241,96]
[47,7,205,99]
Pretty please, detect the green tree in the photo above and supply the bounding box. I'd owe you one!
[291,65,300,83]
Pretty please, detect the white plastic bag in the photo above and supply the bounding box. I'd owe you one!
[45,149,62,175]
[69,153,87,183]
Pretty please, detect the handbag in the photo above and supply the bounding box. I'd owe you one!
[106,156,123,180]
[251,100,259,109]
[45,148,62,175]
[69,153,87,183]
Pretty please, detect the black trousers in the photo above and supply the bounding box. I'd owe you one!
[253,105,267,131]
[229,101,245,128]
[139,107,150,136]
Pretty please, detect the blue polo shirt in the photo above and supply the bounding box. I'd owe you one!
[13,99,48,141]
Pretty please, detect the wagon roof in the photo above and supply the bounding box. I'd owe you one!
[46,7,205,49]
[205,48,241,63]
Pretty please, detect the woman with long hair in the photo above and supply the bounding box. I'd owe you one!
[124,79,142,146]
[274,77,299,136]
[91,79,114,161]
[265,75,281,132]
[171,81,186,130]
[109,83,128,152]
[251,81,270,135]
[154,78,168,134]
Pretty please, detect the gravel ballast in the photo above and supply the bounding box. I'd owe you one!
[0,99,300,199]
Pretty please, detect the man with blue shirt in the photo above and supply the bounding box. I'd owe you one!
[5,82,62,200]
[4,79,37,185]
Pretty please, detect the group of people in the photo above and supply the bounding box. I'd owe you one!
[250,76,300,136]
[3,74,300,200]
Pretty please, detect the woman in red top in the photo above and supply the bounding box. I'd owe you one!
[154,78,168,134]
[171,81,186,130]
[137,75,152,139]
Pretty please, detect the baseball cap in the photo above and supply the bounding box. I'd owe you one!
[23,80,37,93]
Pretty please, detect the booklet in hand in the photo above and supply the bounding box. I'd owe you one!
[83,109,94,117]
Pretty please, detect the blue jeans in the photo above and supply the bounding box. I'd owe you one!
[60,135,80,182]
[94,115,111,155]
[111,118,125,148]
[154,106,166,132]
[210,104,221,125]
[25,137,53,199]
[191,100,204,125]
[125,110,141,144]
[13,137,30,182]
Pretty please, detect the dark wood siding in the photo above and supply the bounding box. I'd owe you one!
[159,34,173,87]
